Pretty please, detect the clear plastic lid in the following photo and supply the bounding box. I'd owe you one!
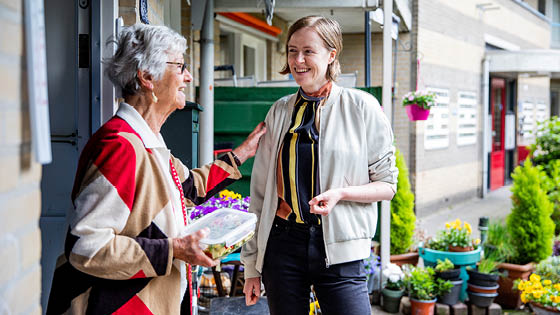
[182,208,257,247]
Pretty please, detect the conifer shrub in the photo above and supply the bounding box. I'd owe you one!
[390,150,416,255]
[507,159,555,264]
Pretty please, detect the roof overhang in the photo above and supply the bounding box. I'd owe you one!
[486,49,560,79]
[214,0,411,33]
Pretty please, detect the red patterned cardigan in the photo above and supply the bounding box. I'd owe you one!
[47,103,241,315]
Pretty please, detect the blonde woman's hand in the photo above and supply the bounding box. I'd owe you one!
[243,277,262,305]
[232,122,267,164]
[309,188,342,216]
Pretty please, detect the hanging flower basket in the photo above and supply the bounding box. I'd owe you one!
[405,104,430,121]
[402,90,436,121]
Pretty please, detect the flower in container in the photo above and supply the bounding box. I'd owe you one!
[434,259,463,306]
[402,90,436,121]
[381,263,405,313]
[403,265,453,314]
[189,189,250,221]
[428,219,480,252]
[516,273,560,314]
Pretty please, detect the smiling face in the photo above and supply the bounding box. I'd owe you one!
[153,52,192,111]
[287,27,336,94]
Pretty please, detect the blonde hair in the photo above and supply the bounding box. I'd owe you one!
[279,16,343,81]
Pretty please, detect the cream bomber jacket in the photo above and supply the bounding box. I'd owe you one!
[241,83,398,279]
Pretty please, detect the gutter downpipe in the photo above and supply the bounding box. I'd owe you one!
[365,10,371,87]
[482,57,490,198]
[380,0,393,287]
[199,0,214,165]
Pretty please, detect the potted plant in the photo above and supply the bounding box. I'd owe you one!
[364,251,381,295]
[466,257,500,307]
[466,257,500,290]
[402,90,436,121]
[381,263,405,313]
[389,150,418,267]
[516,273,560,314]
[494,159,555,309]
[419,219,482,301]
[428,219,480,252]
[435,259,463,305]
[403,265,453,314]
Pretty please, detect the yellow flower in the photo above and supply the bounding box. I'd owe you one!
[518,281,526,291]
[552,296,560,303]
[554,284,560,291]
[445,222,451,229]
[474,238,481,245]
[521,292,528,303]
[530,274,541,283]
[464,222,472,234]
[543,279,552,286]
[533,291,543,299]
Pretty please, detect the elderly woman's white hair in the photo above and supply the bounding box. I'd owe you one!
[104,24,187,96]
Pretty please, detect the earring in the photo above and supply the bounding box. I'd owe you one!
[152,91,158,103]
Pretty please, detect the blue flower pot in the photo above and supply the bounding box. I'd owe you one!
[418,242,482,301]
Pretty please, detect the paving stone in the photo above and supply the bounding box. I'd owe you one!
[451,302,468,315]
[401,296,411,315]
[469,303,487,315]
[435,302,450,315]
[487,303,502,315]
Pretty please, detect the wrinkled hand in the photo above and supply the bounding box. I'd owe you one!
[232,122,267,164]
[309,189,342,216]
[243,277,261,305]
[172,228,217,267]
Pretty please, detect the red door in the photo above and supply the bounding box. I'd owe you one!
[490,78,506,190]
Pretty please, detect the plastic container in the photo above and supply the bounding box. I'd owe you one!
[183,208,257,259]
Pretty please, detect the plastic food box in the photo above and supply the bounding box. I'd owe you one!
[183,208,257,260]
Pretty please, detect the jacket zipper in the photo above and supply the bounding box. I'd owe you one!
[317,103,330,269]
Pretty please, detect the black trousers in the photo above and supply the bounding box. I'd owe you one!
[262,217,370,315]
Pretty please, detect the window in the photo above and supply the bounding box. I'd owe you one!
[424,88,450,150]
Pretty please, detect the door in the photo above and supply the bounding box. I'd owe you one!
[40,0,117,309]
[490,78,506,190]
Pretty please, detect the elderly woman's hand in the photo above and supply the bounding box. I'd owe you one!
[172,228,217,267]
[232,122,266,164]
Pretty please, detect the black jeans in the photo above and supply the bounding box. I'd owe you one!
[262,217,370,315]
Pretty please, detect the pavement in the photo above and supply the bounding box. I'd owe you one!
[371,185,514,314]
[416,185,513,241]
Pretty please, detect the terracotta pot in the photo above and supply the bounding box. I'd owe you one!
[448,245,474,252]
[405,104,430,121]
[410,298,436,315]
[467,283,499,294]
[531,302,560,315]
[390,251,419,267]
[495,262,535,310]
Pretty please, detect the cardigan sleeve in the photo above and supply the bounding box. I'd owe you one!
[67,135,173,280]
[172,152,242,206]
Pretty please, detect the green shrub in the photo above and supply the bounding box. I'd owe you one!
[507,159,555,264]
[542,160,560,235]
[390,150,416,255]
[530,116,560,174]
[531,117,560,236]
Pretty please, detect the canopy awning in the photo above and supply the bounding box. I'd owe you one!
[486,49,560,79]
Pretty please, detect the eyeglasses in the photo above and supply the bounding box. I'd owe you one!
[166,62,188,74]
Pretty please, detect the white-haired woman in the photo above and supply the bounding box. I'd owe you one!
[47,24,265,315]
[241,16,397,314]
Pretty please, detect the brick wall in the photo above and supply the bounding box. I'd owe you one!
[0,0,43,314]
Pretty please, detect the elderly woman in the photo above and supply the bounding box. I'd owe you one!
[241,16,397,314]
[47,24,265,315]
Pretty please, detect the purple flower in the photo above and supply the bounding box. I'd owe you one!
[408,95,414,101]
[190,192,251,221]
[553,240,560,256]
